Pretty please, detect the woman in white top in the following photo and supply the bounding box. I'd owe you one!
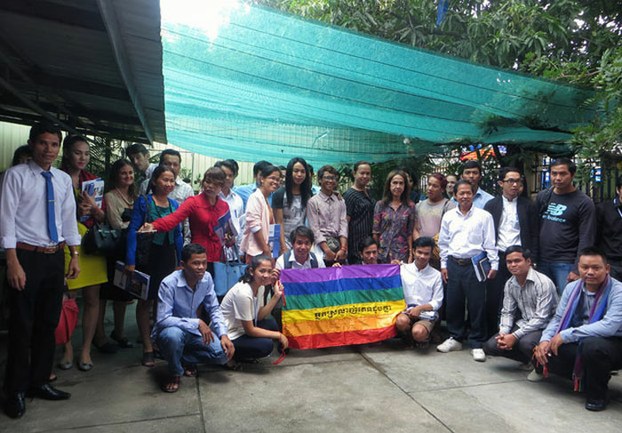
[240,164,281,263]
[220,255,289,361]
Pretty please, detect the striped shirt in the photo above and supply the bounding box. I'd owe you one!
[499,268,558,339]
[343,187,375,259]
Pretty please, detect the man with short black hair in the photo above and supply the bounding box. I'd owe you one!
[533,247,622,411]
[359,237,380,265]
[437,180,498,362]
[396,237,443,347]
[125,142,157,186]
[275,226,325,270]
[153,243,235,393]
[484,167,539,336]
[483,246,557,366]
[1,122,81,418]
[595,175,622,280]
[307,165,348,266]
[459,160,493,208]
[537,158,596,295]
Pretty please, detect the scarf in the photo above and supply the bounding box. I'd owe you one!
[555,276,612,391]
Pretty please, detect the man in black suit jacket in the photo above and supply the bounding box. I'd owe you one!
[484,167,539,338]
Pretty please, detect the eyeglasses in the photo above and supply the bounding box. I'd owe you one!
[322,176,338,182]
[265,176,280,182]
[502,178,523,185]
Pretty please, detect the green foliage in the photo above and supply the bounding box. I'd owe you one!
[259,0,622,177]
[572,47,622,181]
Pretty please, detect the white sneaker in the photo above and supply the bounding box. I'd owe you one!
[436,337,463,353]
[472,348,486,362]
[527,370,544,382]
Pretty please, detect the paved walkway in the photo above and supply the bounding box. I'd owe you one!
[1,304,621,432]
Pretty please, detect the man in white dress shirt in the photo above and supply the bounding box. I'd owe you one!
[484,167,539,337]
[437,180,498,362]
[0,122,81,418]
[395,237,443,348]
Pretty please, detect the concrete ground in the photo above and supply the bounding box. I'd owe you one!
[1,303,621,433]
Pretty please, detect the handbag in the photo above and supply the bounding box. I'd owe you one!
[213,246,247,297]
[82,222,122,255]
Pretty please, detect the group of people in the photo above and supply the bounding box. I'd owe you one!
[1,121,622,418]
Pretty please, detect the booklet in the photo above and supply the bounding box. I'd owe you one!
[81,178,105,222]
[471,251,491,282]
[113,261,150,300]
[268,224,281,258]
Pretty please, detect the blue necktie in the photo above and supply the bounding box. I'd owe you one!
[41,171,59,243]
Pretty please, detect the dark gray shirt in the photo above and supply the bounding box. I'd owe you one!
[537,189,595,264]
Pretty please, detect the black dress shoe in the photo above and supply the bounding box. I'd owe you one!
[4,392,26,418]
[27,384,71,401]
[585,398,608,411]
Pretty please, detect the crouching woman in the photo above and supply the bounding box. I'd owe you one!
[220,255,289,361]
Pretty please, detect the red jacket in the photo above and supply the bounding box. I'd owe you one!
[153,193,230,262]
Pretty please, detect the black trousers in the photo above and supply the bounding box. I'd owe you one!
[446,258,487,348]
[546,336,622,401]
[4,249,65,393]
[483,327,542,364]
[486,251,510,338]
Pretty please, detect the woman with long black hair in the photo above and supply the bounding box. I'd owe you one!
[220,255,288,361]
[272,157,312,254]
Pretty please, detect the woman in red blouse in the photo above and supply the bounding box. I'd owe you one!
[142,167,234,274]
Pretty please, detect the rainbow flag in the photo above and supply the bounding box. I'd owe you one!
[281,264,405,349]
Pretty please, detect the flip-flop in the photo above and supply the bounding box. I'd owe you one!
[161,375,180,393]
[141,351,155,368]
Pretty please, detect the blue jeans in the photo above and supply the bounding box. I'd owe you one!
[156,327,228,376]
[538,261,574,296]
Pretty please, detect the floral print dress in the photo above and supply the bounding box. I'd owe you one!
[373,200,417,263]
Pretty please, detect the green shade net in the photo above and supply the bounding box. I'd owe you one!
[160,3,597,167]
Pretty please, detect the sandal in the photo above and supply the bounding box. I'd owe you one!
[183,365,198,377]
[161,375,181,393]
[110,331,135,348]
[49,373,58,382]
[223,360,241,371]
[141,351,156,368]
[57,360,73,370]
[94,340,119,354]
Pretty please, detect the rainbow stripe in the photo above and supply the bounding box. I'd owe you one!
[281,264,405,349]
